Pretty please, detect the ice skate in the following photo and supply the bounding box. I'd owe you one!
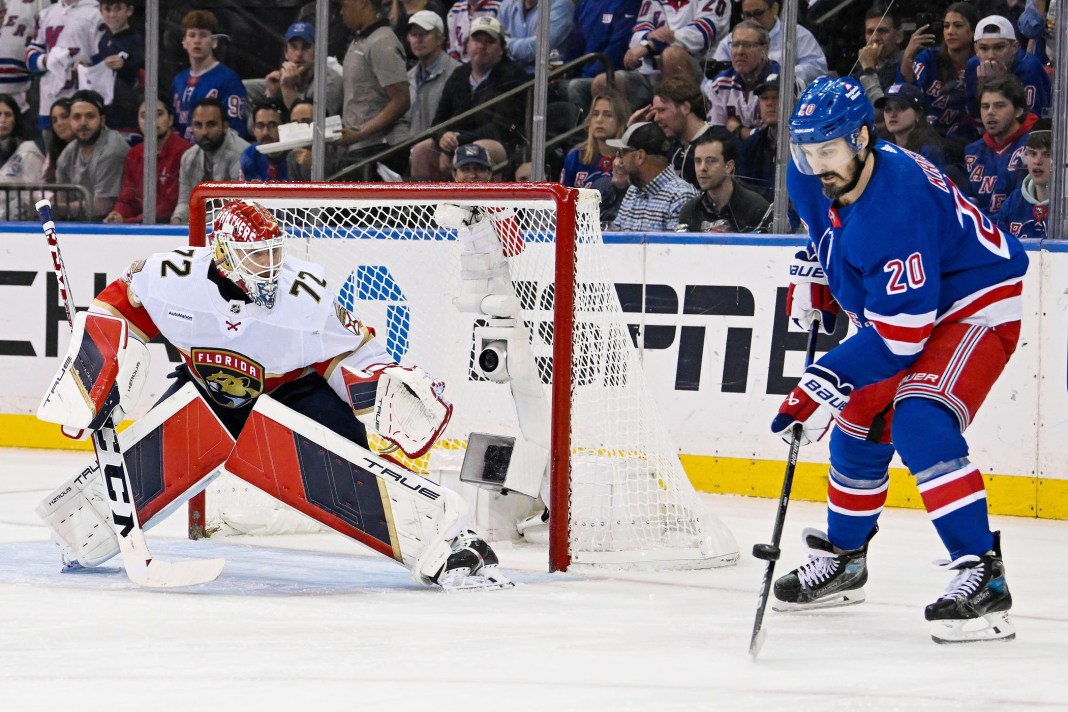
[432,529,513,591]
[772,526,874,611]
[925,532,1014,644]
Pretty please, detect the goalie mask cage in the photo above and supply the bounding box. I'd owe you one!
[187,182,738,572]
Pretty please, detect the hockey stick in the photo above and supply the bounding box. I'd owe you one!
[36,199,224,588]
[749,320,820,659]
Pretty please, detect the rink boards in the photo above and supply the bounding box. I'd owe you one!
[0,223,1062,519]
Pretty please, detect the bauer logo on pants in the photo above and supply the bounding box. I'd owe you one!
[191,348,265,409]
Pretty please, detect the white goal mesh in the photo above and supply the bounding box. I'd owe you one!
[189,183,738,571]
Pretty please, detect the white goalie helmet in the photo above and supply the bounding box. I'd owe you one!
[211,200,287,308]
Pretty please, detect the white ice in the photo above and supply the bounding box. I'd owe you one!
[1,447,1064,711]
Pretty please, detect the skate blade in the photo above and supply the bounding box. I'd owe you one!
[930,611,1015,644]
[772,588,866,612]
[438,568,514,591]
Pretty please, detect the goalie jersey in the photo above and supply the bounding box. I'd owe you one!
[787,141,1029,393]
[91,247,391,411]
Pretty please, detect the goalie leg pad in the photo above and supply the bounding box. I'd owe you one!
[224,395,505,587]
[36,382,235,569]
[38,310,150,431]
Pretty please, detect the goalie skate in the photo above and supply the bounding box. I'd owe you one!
[772,527,874,612]
[432,529,513,591]
[925,532,1014,644]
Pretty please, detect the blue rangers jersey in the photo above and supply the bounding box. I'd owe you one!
[787,141,1028,392]
[962,111,1037,217]
[964,49,1052,120]
[996,178,1048,239]
[560,148,612,188]
[901,48,978,144]
[170,62,247,142]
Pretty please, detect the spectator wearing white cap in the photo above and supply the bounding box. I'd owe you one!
[607,121,697,232]
[496,0,572,75]
[406,10,459,136]
[390,0,449,63]
[451,142,493,181]
[963,14,1051,121]
[409,15,525,180]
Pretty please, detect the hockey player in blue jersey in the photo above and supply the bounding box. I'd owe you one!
[770,76,1027,644]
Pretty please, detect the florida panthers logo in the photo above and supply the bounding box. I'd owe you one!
[191,348,265,408]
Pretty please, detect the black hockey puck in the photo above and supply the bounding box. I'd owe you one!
[752,543,780,561]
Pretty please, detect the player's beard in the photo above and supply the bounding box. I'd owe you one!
[820,155,866,200]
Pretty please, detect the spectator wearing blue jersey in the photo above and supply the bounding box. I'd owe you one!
[898,3,980,152]
[607,121,697,232]
[964,15,1051,121]
[496,0,572,75]
[997,129,1050,238]
[963,74,1037,217]
[875,83,950,171]
[560,92,626,189]
[239,100,290,182]
[170,11,248,144]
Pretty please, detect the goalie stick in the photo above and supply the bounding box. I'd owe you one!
[36,199,224,588]
[749,321,820,659]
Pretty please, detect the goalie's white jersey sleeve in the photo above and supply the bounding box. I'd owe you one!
[92,246,392,411]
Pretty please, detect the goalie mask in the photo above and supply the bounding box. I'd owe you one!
[212,200,287,309]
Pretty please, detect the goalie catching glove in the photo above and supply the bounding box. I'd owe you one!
[343,363,452,458]
[38,311,149,436]
[771,364,852,445]
[787,247,839,334]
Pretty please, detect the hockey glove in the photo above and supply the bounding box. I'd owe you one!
[770,364,852,445]
[787,248,839,334]
[343,363,453,459]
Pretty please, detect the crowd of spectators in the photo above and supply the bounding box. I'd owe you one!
[0,0,1059,237]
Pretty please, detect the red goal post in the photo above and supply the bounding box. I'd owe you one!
[186,181,738,572]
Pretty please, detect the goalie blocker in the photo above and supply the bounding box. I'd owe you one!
[39,368,509,589]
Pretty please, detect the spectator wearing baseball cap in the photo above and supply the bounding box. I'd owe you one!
[406,9,458,137]
[452,142,493,182]
[876,83,952,175]
[245,21,343,121]
[409,11,526,180]
[389,1,449,64]
[446,4,501,63]
[608,122,698,232]
[963,14,1051,121]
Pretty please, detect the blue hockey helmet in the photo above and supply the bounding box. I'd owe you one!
[789,77,876,175]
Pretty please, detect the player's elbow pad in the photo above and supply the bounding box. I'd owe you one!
[38,312,150,431]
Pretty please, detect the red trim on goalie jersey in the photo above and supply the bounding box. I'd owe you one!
[94,278,160,342]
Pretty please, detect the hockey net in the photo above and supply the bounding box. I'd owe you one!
[187,182,738,571]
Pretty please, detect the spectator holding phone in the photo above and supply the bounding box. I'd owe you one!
[899,2,980,159]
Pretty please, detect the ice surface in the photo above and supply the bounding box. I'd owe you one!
[1,448,1064,711]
